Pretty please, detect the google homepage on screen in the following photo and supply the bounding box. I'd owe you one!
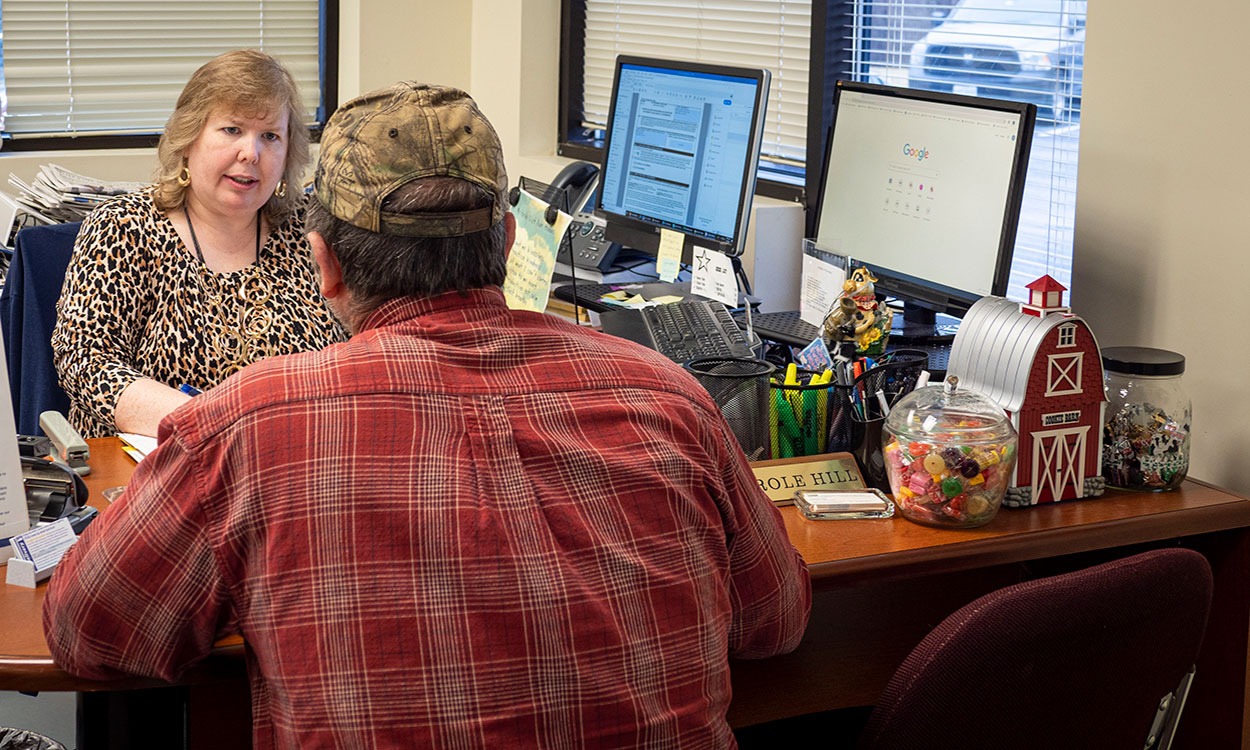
[599,64,759,244]
[817,90,1023,298]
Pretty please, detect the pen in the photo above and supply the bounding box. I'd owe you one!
[876,388,891,417]
[179,383,202,396]
[817,384,828,453]
[769,389,781,460]
[802,387,818,456]
[776,394,800,458]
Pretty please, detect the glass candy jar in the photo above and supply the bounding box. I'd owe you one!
[883,376,1017,528]
[1101,347,1191,491]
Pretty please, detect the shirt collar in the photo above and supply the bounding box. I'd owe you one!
[356,287,509,333]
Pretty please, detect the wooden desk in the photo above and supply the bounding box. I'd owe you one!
[728,479,1250,750]
[4,439,1250,748]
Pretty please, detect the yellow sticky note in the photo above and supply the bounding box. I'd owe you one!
[650,295,685,305]
[625,294,647,306]
[657,228,683,282]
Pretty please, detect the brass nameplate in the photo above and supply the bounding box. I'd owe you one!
[750,452,865,505]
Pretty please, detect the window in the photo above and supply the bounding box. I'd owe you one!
[1057,322,1076,347]
[0,0,336,148]
[1045,351,1083,396]
[838,0,1085,301]
[559,0,811,198]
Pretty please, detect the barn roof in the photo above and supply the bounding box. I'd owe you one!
[948,296,1090,413]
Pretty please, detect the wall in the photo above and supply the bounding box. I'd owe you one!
[0,148,158,192]
[23,2,1242,493]
[1072,1,1250,494]
[338,0,472,100]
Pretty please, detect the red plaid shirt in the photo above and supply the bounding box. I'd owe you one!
[44,288,810,749]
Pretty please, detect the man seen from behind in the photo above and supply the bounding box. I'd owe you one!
[43,82,811,749]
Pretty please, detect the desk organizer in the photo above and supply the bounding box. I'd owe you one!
[767,351,928,483]
[684,357,775,463]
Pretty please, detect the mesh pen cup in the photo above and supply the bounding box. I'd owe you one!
[769,371,854,460]
[684,357,776,462]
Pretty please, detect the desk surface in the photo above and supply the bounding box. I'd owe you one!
[783,474,1250,585]
[0,438,246,691]
[5,440,1250,746]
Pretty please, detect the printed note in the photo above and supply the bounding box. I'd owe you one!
[0,344,28,540]
[690,247,737,308]
[800,250,848,328]
[503,189,574,312]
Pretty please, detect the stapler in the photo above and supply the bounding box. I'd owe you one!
[16,434,54,460]
[21,457,97,535]
[39,410,90,476]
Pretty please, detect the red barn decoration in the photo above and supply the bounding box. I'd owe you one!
[947,278,1106,507]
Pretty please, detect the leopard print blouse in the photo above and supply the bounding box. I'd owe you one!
[52,188,345,437]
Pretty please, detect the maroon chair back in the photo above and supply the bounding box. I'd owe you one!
[857,548,1213,750]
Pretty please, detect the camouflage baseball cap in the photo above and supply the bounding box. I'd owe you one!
[314,83,508,237]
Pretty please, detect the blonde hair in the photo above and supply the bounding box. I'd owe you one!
[154,49,310,223]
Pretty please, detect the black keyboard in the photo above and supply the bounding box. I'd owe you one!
[599,299,755,363]
[734,310,952,372]
[741,310,821,348]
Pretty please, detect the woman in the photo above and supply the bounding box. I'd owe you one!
[53,50,344,438]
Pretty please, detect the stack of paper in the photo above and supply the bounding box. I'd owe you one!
[118,433,156,462]
[6,164,148,225]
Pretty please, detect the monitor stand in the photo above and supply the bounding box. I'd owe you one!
[889,304,961,345]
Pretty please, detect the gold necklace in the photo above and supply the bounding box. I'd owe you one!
[186,207,277,378]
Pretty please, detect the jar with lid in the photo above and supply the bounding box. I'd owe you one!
[883,376,1018,528]
[1101,347,1190,491]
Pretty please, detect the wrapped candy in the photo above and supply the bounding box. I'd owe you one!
[884,376,1018,528]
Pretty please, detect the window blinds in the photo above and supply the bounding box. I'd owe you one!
[582,0,812,167]
[1,0,321,137]
[850,0,1085,299]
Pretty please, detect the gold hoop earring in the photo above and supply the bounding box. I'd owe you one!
[177,166,192,187]
[274,180,287,199]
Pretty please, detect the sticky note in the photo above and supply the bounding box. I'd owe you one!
[657,228,683,282]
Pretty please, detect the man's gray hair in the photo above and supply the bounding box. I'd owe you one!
[306,177,508,318]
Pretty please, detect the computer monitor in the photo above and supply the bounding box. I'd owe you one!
[596,56,771,263]
[814,80,1035,338]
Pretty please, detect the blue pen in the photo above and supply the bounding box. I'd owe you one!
[179,383,202,396]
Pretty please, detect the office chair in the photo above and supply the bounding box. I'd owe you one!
[0,222,81,435]
[856,548,1213,750]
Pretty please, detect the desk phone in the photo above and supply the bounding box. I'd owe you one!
[557,212,621,273]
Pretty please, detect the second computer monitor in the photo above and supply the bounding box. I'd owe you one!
[815,81,1035,327]
[596,56,771,261]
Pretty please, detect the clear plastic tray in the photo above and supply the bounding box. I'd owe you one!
[792,488,895,520]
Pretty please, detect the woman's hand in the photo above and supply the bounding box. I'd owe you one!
[114,379,195,437]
